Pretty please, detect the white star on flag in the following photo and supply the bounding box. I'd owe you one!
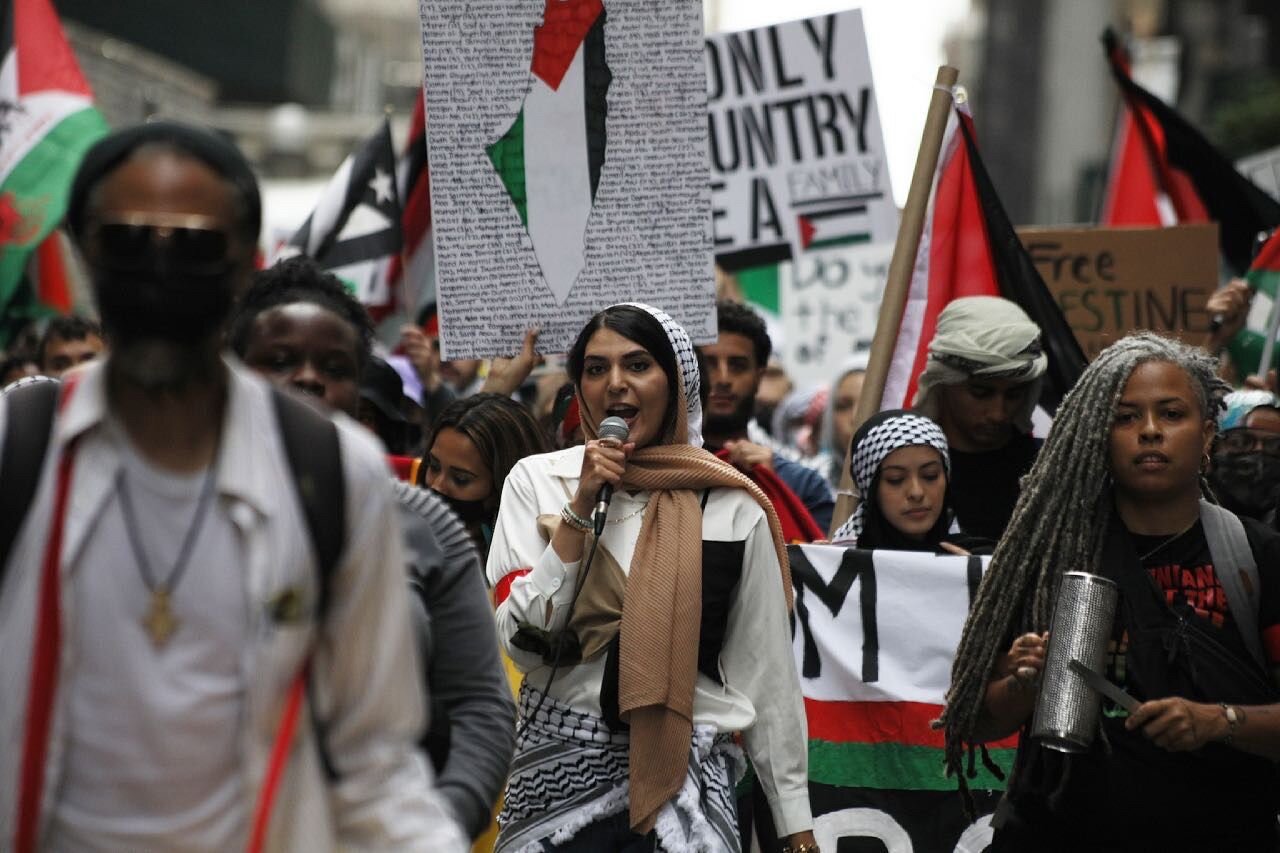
[370,167,394,204]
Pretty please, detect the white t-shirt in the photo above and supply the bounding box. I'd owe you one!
[47,430,248,852]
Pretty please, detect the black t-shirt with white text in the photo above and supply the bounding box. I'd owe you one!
[996,517,1280,852]
[1108,519,1280,690]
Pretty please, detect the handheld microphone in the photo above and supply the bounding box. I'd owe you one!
[593,415,631,535]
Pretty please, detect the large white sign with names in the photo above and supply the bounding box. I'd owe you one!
[420,0,716,359]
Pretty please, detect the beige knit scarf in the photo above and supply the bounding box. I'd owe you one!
[581,402,792,833]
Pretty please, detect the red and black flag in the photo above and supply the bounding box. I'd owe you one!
[956,108,1087,409]
[882,98,1086,414]
[1100,28,1280,274]
[388,87,433,311]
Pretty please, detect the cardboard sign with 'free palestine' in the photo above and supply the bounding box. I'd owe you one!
[1016,224,1220,360]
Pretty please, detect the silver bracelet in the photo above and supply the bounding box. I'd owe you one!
[560,502,592,533]
[1220,702,1239,746]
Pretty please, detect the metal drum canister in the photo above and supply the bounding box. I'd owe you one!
[1031,571,1119,753]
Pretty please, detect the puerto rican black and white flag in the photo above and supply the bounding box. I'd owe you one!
[281,117,402,310]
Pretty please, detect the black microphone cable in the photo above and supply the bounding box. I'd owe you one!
[516,418,628,741]
[514,530,602,744]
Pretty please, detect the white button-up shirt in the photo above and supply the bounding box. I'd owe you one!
[488,446,813,835]
[0,358,466,851]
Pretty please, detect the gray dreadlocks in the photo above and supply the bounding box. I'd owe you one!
[937,332,1228,801]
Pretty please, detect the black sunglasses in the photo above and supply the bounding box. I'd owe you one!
[88,212,234,275]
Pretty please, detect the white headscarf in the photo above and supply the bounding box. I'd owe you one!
[619,302,703,449]
[913,296,1047,433]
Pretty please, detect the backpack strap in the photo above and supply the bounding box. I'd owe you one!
[269,389,346,783]
[1200,499,1266,671]
[0,379,62,584]
[270,389,345,616]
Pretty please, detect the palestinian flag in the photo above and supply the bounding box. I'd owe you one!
[0,0,107,341]
[789,544,1014,850]
[280,118,402,310]
[797,203,872,251]
[388,87,435,312]
[1100,110,1171,227]
[28,229,84,314]
[486,0,610,304]
[1100,29,1280,275]
[881,97,1085,413]
[1227,228,1280,376]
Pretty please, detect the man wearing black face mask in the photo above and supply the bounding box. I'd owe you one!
[0,123,465,850]
[1210,390,1280,525]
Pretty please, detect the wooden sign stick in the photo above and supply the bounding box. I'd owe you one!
[829,65,959,537]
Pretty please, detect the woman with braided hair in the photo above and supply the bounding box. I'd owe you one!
[487,304,817,853]
[940,333,1280,851]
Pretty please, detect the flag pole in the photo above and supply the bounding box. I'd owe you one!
[829,65,959,538]
[1258,296,1280,383]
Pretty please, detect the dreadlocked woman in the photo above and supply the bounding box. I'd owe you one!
[487,304,817,853]
[940,333,1280,852]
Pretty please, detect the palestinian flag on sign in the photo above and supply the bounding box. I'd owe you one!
[281,118,402,313]
[486,0,610,304]
[788,544,1013,850]
[882,95,1085,414]
[1100,29,1280,274]
[1227,229,1280,376]
[797,204,872,252]
[0,0,107,341]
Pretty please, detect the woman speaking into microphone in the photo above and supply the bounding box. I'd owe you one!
[487,304,817,853]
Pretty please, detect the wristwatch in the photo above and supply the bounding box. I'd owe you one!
[781,845,821,853]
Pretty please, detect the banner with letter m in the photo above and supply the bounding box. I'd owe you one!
[788,545,1017,853]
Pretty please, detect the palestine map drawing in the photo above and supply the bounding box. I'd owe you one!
[421,0,713,358]
[486,0,611,304]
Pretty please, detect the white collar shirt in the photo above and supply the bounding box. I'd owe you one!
[0,357,466,851]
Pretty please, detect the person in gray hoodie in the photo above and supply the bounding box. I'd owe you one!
[230,257,515,839]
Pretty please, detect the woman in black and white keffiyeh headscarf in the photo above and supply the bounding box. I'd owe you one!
[832,410,991,554]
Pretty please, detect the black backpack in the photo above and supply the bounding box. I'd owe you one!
[0,378,346,616]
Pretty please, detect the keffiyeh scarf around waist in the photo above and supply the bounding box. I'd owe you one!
[497,685,743,853]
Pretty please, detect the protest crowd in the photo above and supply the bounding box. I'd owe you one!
[7,2,1280,853]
